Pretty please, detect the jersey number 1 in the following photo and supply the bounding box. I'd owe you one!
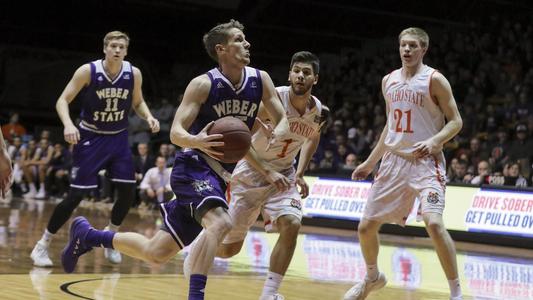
[277,139,294,158]
[393,109,414,133]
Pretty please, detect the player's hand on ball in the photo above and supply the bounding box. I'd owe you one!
[147,116,160,133]
[296,176,309,198]
[196,121,224,158]
[64,124,80,144]
[412,138,442,158]
[351,161,373,181]
[265,169,290,192]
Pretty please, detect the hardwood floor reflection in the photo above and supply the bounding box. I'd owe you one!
[0,197,532,299]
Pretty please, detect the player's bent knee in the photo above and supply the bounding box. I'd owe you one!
[278,215,301,236]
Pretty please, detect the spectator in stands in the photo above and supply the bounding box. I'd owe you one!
[152,97,175,143]
[448,159,469,183]
[508,123,533,178]
[45,143,71,200]
[7,136,24,194]
[139,156,173,209]
[470,160,491,185]
[1,112,27,143]
[22,139,53,199]
[166,144,177,167]
[133,142,155,182]
[466,137,489,168]
[505,161,528,187]
[128,110,152,149]
[318,148,337,172]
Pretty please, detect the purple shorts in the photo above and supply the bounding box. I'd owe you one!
[70,128,135,189]
[159,151,228,248]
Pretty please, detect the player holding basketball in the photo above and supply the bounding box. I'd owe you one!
[343,27,463,300]
[31,31,160,268]
[61,20,289,300]
[215,51,327,300]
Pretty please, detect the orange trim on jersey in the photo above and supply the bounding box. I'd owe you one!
[431,155,446,190]
[429,69,438,105]
[225,182,232,204]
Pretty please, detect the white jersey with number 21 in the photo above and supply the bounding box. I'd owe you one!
[383,65,445,156]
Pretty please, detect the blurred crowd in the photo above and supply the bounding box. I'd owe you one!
[306,15,533,188]
[1,14,532,208]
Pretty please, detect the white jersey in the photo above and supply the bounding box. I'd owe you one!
[248,86,323,172]
[383,65,445,156]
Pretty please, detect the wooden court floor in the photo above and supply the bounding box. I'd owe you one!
[0,197,532,300]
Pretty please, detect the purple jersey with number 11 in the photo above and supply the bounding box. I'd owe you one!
[78,59,134,134]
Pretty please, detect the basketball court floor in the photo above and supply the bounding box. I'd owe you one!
[0,197,532,299]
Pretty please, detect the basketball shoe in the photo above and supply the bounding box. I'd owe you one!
[343,272,387,300]
[61,216,93,273]
[30,241,53,267]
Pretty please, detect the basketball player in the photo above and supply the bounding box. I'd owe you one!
[0,128,13,198]
[31,31,160,267]
[343,27,463,300]
[61,20,289,300]
[215,51,327,300]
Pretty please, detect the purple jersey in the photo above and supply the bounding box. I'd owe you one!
[78,59,134,134]
[189,66,263,135]
[187,66,263,172]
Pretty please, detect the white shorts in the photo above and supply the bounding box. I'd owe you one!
[223,161,303,244]
[363,152,447,225]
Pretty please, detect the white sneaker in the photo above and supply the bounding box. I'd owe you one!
[343,272,387,300]
[23,190,36,199]
[103,226,122,264]
[259,293,285,300]
[104,248,122,264]
[31,241,53,267]
[35,189,46,199]
[450,296,463,300]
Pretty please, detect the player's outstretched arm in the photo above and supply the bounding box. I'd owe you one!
[56,64,90,144]
[132,67,160,133]
[259,71,289,139]
[169,75,223,156]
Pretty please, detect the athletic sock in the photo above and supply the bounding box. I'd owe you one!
[261,271,283,297]
[448,278,462,298]
[39,229,54,247]
[366,264,379,281]
[188,274,207,300]
[85,229,116,249]
[106,222,120,232]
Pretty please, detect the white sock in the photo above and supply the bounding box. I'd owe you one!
[29,183,37,192]
[261,271,283,297]
[106,222,120,232]
[448,278,462,298]
[40,230,54,247]
[365,264,379,281]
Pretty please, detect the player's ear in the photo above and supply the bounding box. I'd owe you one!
[215,44,225,54]
[313,74,319,85]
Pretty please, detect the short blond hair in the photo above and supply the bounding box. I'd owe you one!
[398,27,429,49]
[103,31,130,47]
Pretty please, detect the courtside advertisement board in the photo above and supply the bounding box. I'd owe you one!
[302,176,533,238]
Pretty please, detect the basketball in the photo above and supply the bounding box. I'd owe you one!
[208,116,252,163]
